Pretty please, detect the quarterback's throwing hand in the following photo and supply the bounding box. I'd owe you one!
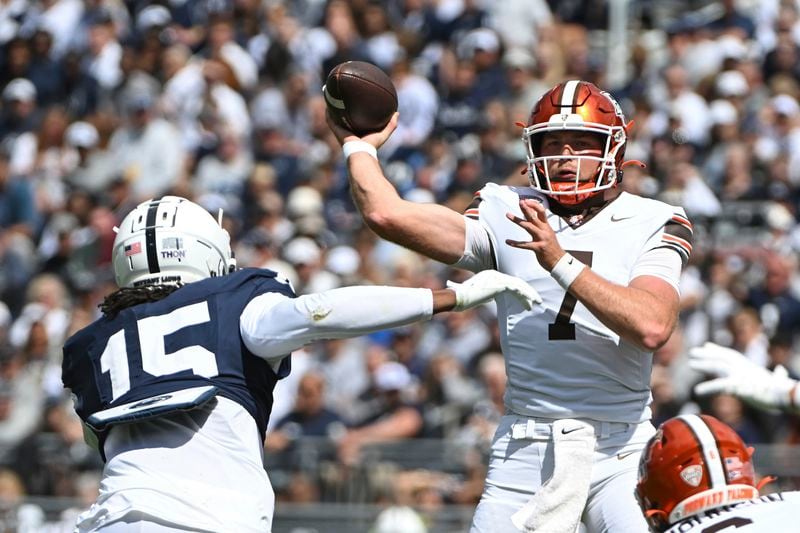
[326,109,399,149]
[690,342,799,410]
[447,270,542,311]
[505,199,565,271]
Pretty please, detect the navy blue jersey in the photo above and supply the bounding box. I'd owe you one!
[62,268,295,444]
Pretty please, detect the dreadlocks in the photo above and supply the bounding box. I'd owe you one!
[99,285,183,318]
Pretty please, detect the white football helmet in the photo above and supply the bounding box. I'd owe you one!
[112,196,236,288]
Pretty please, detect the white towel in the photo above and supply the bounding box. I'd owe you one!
[511,419,595,533]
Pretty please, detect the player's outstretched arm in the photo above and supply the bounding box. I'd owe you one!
[327,111,466,264]
[240,271,541,360]
[690,342,800,411]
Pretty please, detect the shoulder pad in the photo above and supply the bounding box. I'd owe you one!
[478,183,550,210]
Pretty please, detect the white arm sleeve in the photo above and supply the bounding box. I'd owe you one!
[239,286,434,361]
[452,216,495,272]
[630,247,683,294]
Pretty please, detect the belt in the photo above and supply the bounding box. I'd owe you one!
[507,414,635,440]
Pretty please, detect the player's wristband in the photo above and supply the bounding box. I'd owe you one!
[342,140,378,160]
[550,253,586,290]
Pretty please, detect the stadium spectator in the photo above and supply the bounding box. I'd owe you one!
[0,78,38,146]
[0,143,38,238]
[338,361,424,466]
[0,343,45,452]
[380,53,439,161]
[265,370,345,453]
[108,82,183,201]
[726,307,769,367]
[746,252,800,341]
[83,9,123,92]
[63,120,117,194]
[457,352,506,449]
[419,351,477,436]
[330,79,692,531]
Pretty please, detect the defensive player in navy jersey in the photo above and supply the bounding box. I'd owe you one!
[637,414,799,532]
[62,196,540,532]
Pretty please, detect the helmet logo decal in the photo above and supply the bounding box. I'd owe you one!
[160,236,186,260]
[162,237,183,250]
[160,249,186,260]
[680,465,703,487]
[560,113,569,122]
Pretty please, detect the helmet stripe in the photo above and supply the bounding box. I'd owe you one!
[560,80,581,113]
[145,201,161,274]
[678,415,726,488]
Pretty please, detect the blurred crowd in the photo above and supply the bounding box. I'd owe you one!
[2,0,800,529]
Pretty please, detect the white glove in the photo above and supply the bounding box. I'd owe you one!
[446,270,542,312]
[689,342,798,410]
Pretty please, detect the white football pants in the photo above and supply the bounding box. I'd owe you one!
[470,414,655,533]
[90,511,206,532]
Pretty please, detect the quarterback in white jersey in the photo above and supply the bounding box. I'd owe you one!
[329,79,691,532]
[637,414,792,533]
[62,196,539,532]
[461,182,689,424]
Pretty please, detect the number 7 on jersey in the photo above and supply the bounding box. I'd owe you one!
[548,251,593,341]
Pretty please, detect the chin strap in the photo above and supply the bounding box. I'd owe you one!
[620,119,646,172]
[644,508,668,530]
[621,159,646,169]
[756,475,777,490]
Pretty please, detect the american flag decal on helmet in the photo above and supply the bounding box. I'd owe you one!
[124,242,142,256]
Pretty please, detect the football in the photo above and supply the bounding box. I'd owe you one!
[323,61,398,136]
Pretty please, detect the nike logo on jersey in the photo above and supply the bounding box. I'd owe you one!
[561,426,583,435]
[617,451,636,460]
[610,213,634,222]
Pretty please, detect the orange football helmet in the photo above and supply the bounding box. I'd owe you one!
[523,80,628,206]
[636,415,768,532]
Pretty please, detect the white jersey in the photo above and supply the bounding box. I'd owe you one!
[463,184,691,424]
[665,491,800,532]
[76,397,273,533]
